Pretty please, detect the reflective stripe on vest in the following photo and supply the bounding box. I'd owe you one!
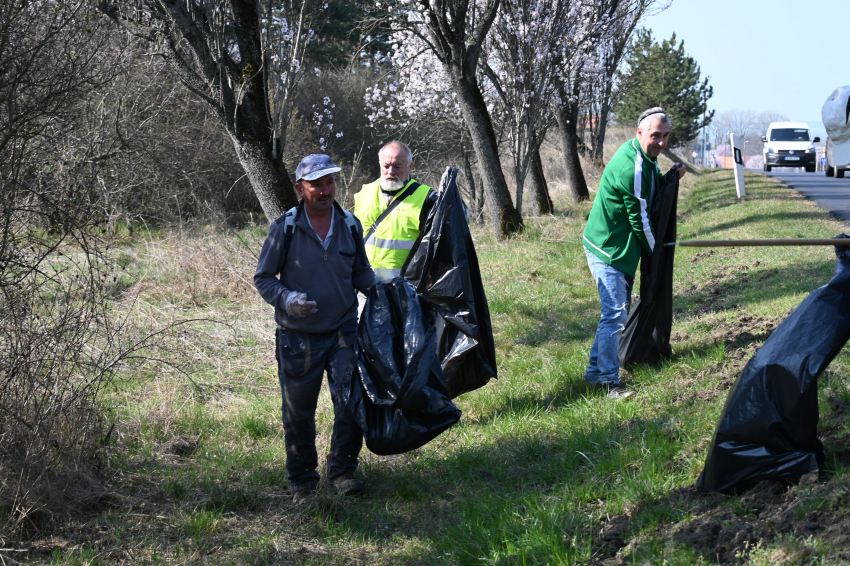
[354,179,431,270]
[364,236,416,250]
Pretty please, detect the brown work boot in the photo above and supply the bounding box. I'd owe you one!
[331,473,364,496]
[291,481,318,504]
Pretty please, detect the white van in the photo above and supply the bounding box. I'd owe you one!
[762,122,820,172]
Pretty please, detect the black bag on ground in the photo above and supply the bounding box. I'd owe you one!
[618,169,680,367]
[402,167,497,398]
[697,237,850,493]
[346,279,461,456]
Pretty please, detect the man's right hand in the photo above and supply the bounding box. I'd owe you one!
[285,291,318,317]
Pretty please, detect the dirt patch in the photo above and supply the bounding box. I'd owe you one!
[586,513,634,556]
[757,268,779,281]
[819,386,850,468]
[689,250,716,263]
[591,475,850,565]
[159,435,200,457]
[671,388,722,407]
[670,344,761,406]
[706,312,782,348]
[673,311,782,390]
[681,259,787,315]
[824,386,850,419]
[671,371,726,406]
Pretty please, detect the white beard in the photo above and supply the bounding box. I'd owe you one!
[379,177,406,191]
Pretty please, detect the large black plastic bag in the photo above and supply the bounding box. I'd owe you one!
[619,169,680,367]
[402,167,498,398]
[346,279,461,456]
[697,237,850,493]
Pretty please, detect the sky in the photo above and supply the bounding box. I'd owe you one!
[644,0,848,139]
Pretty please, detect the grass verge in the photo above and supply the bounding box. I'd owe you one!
[9,167,850,565]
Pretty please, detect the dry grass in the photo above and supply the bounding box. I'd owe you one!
[120,229,262,309]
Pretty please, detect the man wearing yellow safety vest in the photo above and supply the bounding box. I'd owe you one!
[354,140,467,281]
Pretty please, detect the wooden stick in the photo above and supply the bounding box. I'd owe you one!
[666,238,850,247]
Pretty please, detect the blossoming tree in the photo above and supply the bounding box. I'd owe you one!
[582,0,660,163]
[482,0,564,216]
[364,29,486,218]
[550,0,661,201]
[371,0,523,239]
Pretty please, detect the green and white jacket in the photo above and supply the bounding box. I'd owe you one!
[582,138,665,277]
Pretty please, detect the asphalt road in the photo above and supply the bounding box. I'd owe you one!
[759,169,850,222]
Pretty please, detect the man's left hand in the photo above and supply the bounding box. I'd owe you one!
[672,162,687,179]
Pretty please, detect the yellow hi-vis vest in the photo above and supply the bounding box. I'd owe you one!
[353,178,432,279]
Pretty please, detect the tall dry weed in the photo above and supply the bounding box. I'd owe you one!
[124,229,263,308]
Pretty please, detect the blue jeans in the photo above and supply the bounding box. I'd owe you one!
[276,328,363,489]
[584,246,633,386]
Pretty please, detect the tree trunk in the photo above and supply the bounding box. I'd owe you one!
[526,146,553,215]
[593,80,614,163]
[450,71,523,239]
[226,0,297,221]
[229,134,296,220]
[461,150,484,225]
[100,0,299,224]
[514,162,524,217]
[555,101,590,202]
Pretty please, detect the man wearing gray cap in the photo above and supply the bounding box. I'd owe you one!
[255,154,375,502]
[582,108,686,399]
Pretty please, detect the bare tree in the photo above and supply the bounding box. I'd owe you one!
[0,0,137,532]
[712,109,758,141]
[482,0,568,216]
[75,44,255,227]
[99,0,332,221]
[550,1,617,202]
[709,109,789,154]
[754,110,791,138]
[525,133,554,215]
[551,0,662,202]
[583,0,658,163]
[553,55,593,202]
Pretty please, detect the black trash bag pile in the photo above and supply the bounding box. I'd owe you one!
[344,167,497,455]
[402,167,498,398]
[619,169,680,367]
[346,279,461,456]
[698,236,850,493]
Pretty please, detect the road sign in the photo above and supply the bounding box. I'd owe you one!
[730,133,746,198]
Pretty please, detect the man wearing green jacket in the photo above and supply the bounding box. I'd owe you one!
[582,107,687,399]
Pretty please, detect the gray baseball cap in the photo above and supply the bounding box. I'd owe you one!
[295,154,341,181]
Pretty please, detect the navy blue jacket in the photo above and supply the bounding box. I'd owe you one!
[254,201,375,337]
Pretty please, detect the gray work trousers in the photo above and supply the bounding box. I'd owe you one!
[275,327,363,489]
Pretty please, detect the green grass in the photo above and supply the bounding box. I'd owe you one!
[19,166,850,565]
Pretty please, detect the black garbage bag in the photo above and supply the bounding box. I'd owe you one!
[619,169,680,367]
[697,236,850,493]
[402,167,498,398]
[346,279,461,456]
